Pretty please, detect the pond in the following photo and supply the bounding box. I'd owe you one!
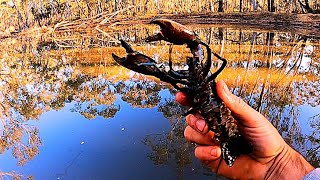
[0,22,319,179]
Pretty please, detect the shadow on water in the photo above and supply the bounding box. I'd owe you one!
[0,23,319,179]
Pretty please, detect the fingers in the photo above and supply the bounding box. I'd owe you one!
[175,92,192,106]
[195,146,221,161]
[186,114,209,133]
[184,126,215,145]
[216,80,269,128]
[176,93,209,133]
[184,124,221,163]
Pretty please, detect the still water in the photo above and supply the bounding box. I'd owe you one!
[0,22,319,179]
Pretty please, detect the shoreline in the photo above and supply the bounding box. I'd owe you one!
[123,12,320,37]
[1,12,320,40]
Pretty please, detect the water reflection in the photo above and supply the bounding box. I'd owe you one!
[119,80,164,108]
[0,24,319,178]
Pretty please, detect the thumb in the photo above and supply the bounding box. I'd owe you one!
[216,80,268,128]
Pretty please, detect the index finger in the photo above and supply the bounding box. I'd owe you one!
[175,92,192,106]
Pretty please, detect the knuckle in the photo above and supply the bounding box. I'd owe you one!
[195,146,208,160]
[185,114,192,125]
[184,126,192,140]
[187,115,199,130]
[194,147,202,159]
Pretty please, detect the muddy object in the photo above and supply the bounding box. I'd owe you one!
[112,19,252,167]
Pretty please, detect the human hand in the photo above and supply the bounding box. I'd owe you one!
[176,80,315,179]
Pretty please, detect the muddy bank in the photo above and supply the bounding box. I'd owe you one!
[1,12,320,43]
[126,12,320,37]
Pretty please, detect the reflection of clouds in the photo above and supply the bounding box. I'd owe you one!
[56,65,74,81]
[285,44,316,73]
[280,52,313,73]
[293,80,320,107]
[297,55,311,73]
[304,45,314,55]
[118,79,163,108]
[0,172,24,179]
[70,76,120,119]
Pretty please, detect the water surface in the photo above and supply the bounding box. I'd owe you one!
[0,23,319,179]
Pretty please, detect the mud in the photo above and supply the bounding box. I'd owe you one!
[125,12,320,37]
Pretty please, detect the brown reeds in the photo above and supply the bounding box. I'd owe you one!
[52,6,134,48]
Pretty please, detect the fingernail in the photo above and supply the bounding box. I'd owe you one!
[196,119,206,132]
[211,148,221,157]
[211,148,217,157]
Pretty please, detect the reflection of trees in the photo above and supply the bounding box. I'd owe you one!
[293,80,320,107]
[117,78,164,108]
[68,76,121,119]
[0,171,31,179]
[0,41,122,165]
[0,121,41,166]
[69,25,320,77]
[0,37,174,166]
[143,128,194,168]
[143,114,211,178]
[143,98,216,178]
[159,99,184,120]
[1,25,319,171]
[0,37,172,166]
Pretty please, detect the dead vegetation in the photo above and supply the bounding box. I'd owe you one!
[52,6,134,48]
[0,0,319,43]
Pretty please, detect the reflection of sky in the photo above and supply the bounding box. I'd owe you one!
[295,105,320,158]
[298,104,319,135]
[275,44,315,73]
[0,91,214,180]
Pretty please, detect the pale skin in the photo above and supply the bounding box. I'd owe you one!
[176,80,315,180]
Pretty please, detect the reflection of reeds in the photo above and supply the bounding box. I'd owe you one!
[51,25,320,67]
